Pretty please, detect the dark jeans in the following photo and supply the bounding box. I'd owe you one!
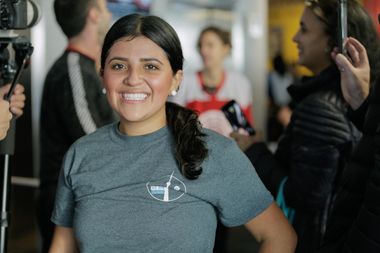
[214,222,228,253]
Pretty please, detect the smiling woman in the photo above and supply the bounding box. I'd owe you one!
[102,36,182,135]
[48,14,296,253]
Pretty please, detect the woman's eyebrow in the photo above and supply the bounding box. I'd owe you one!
[107,57,164,65]
[107,56,128,64]
[141,58,164,65]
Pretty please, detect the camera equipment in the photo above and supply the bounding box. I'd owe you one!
[0,1,40,252]
[0,0,40,30]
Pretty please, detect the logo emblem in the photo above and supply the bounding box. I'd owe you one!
[146,171,186,202]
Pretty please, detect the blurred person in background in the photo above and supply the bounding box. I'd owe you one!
[171,26,254,138]
[266,54,295,142]
[239,0,380,252]
[37,0,115,252]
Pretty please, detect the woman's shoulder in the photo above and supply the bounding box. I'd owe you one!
[305,88,346,112]
[225,70,250,83]
[202,128,239,151]
[292,94,356,145]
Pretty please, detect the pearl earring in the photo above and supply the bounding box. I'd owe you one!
[170,90,177,96]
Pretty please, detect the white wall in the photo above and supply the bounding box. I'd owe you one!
[151,0,234,73]
[234,0,268,135]
[31,0,66,175]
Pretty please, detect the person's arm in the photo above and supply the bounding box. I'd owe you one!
[49,226,79,253]
[245,202,297,253]
[49,147,77,252]
[284,97,355,211]
[0,99,12,140]
[332,37,370,111]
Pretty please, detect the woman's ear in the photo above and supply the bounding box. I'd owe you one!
[223,44,231,57]
[88,4,100,24]
[171,70,183,93]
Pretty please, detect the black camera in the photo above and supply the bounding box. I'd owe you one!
[0,0,40,30]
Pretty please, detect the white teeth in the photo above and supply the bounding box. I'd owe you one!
[122,93,148,101]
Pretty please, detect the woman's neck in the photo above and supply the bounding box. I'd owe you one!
[310,61,331,76]
[118,111,167,136]
[201,68,224,88]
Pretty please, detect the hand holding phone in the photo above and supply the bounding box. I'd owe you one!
[221,100,256,136]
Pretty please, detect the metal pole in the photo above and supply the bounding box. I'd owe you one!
[1,155,10,253]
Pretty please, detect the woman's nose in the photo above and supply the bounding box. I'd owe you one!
[123,67,142,86]
[292,30,299,43]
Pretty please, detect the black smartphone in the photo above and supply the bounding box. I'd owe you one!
[338,0,347,55]
[221,100,256,135]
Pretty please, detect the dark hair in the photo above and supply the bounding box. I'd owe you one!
[273,54,287,76]
[101,14,208,180]
[197,26,232,50]
[54,0,97,38]
[306,0,380,82]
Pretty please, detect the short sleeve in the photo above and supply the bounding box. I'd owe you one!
[213,139,273,227]
[51,149,76,227]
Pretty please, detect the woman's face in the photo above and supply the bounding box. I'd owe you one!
[292,7,331,74]
[102,36,182,135]
[199,31,230,70]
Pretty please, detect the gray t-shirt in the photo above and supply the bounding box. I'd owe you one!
[52,123,273,252]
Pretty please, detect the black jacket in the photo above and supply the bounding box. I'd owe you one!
[246,66,360,253]
[40,50,115,186]
[319,76,380,252]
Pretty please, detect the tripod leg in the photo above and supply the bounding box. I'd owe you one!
[1,155,10,253]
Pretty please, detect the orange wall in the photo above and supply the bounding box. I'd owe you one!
[268,0,377,76]
[363,0,380,35]
[268,2,311,76]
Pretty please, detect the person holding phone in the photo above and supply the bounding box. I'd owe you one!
[171,26,256,251]
[0,83,26,140]
[171,26,254,139]
[318,38,380,253]
[243,1,380,252]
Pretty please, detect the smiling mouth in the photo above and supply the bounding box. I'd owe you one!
[122,93,148,101]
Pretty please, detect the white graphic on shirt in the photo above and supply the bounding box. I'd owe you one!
[146,171,187,202]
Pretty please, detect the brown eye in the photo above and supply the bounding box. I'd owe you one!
[111,63,126,70]
[145,64,158,70]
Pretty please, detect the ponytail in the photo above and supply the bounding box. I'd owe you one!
[166,102,208,180]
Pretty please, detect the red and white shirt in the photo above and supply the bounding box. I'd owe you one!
[171,70,254,137]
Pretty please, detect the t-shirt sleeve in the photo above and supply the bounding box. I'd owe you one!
[213,139,273,227]
[51,148,76,227]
